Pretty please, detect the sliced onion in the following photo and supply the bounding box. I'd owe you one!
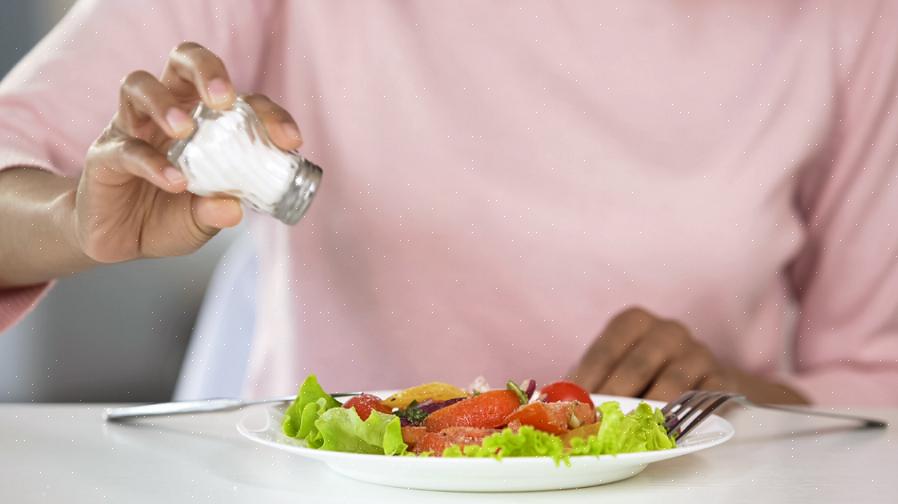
[523,379,537,399]
[417,397,463,414]
[398,397,464,426]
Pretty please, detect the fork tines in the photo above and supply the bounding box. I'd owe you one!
[663,390,743,440]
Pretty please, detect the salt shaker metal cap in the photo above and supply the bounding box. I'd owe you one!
[167,97,322,225]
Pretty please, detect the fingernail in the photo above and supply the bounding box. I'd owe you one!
[281,123,302,143]
[163,166,186,185]
[166,108,193,134]
[207,78,233,106]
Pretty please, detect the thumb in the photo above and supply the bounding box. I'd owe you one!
[192,195,243,233]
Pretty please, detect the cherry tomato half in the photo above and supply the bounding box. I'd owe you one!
[342,393,392,421]
[539,381,594,408]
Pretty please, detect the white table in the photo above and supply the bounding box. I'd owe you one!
[1,404,895,503]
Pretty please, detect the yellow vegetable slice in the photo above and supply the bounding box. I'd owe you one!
[383,382,468,409]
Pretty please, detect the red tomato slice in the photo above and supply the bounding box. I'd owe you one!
[569,400,598,425]
[342,393,391,421]
[504,402,568,435]
[414,427,497,455]
[423,390,521,432]
[561,421,602,447]
[401,426,428,448]
[539,381,595,408]
[505,401,598,435]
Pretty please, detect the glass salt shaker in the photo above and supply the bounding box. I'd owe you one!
[167,97,322,225]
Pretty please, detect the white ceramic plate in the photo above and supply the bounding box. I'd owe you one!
[237,392,734,492]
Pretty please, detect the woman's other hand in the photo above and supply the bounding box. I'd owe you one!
[571,307,808,404]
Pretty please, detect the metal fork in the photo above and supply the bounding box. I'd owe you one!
[103,393,359,422]
[663,390,888,441]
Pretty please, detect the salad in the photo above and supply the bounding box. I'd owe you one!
[282,375,675,463]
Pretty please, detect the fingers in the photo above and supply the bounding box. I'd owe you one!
[243,94,303,150]
[644,343,718,401]
[88,137,187,194]
[574,306,725,401]
[162,42,236,109]
[116,70,194,140]
[571,307,657,392]
[114,42,237,147]
[598,323,687,397]
[698,367,735,392]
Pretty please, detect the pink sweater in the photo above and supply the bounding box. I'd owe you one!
[2,0,898,405]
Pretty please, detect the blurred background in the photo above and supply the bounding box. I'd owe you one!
[0,0,236,402]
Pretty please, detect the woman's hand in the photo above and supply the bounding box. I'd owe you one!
[76,42,303,263]
[571,307,809,404]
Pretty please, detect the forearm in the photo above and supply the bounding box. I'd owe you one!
[0,167,96,288]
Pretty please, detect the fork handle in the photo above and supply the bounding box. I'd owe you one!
[103,392,361,422]
[742,400,888,428]
[105,398,246,422]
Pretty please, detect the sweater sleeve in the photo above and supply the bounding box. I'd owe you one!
[784,1,898,405]
[0,0,273,332]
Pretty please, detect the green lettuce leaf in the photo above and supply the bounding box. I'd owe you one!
[315,408,407,455]
[282,375,341,448]
[441,426,567,463]
[569,401,675,456]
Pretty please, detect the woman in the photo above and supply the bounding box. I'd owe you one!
[1,1,896,405]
